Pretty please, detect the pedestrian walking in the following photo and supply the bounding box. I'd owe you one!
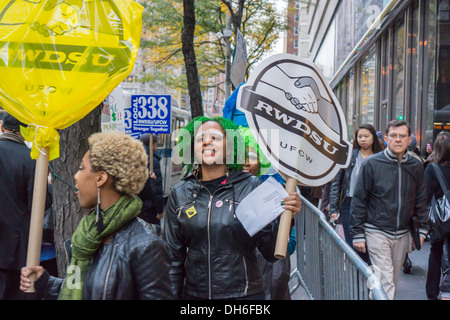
[20,132,173,300]
[329,123,382,264]
[350,120,428,300]
[164,116,301,299]
[0,112,52,300]
[424,131,450,300]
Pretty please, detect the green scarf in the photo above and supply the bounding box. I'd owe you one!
[58,194,142,300]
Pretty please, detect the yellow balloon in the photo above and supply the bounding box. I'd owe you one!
[0,0,143,160]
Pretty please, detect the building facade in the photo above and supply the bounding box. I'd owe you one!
[299,0,450,154]
[285,0,301,55]
[203,72,227,117]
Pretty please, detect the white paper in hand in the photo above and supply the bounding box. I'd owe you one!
[236,176,288,236]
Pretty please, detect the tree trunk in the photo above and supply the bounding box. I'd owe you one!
[51,105,102,277]
[182,0,203,119]
[222,0,245,37]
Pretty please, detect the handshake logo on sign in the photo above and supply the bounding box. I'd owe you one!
[0,0,122,39]
[237,55,352,186]
[31,2,81,37]
[1,0,83,36]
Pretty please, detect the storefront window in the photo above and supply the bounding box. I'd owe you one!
[436,0,450,110]
[381,35,389,102]
[425,0,437,145]
[314,20,335,83]
[335,0,355,71]
[410,6,420,134]
[360,54,376,125]
[353,0,390,44]
[334,0,391,75]
[347,71,355,139]
[393,20,405,121]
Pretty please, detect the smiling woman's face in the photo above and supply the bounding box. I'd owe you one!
[193,121,226,166]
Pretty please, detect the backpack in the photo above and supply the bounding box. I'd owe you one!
[427,164,450,242]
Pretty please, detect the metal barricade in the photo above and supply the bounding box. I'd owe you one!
[289,193,388,300]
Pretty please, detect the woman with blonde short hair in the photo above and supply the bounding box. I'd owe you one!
[20,132,173,300]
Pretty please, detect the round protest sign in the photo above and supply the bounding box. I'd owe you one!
[237,54,352,187]
[0,0,143,291]
[237,54,352,258]
[0,0,143,160]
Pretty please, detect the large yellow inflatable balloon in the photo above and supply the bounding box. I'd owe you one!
[0,0,143,160]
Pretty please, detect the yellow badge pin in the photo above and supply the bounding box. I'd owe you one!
[186,206,197,219]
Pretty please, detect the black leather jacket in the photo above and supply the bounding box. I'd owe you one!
[350,149,428,241]
[164,169,279,299]
[329,149,359,214]
[34,218,173,300]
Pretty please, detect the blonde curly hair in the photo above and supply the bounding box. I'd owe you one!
[88,132,148,195]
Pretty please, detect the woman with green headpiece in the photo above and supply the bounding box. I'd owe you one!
[164,116,301,300]
[239,126,271,177]
[240,126,296,300]
[20,132,173,300]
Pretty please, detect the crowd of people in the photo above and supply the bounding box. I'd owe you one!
[323,120,450,300]
[1,112,301,300]
[1,110,450,300]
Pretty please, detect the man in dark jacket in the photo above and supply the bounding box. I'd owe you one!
[0,112,52,299]
[138,133,164,225]
[350,120,428,300]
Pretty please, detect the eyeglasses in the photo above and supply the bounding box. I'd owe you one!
[246,152,258,162]
[388,134,409,140]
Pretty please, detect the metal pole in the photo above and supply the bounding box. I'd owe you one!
[225,13,232,100]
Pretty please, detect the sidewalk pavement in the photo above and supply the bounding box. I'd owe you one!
[395,240,430,300]
[289,240,433,300]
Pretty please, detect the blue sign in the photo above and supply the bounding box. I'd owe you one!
[125,95,171,138]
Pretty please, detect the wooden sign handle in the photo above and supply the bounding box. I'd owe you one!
[274,176,298,259]
[25,147,49,293]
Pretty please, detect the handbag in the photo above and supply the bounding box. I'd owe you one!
[427,164,450,242]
